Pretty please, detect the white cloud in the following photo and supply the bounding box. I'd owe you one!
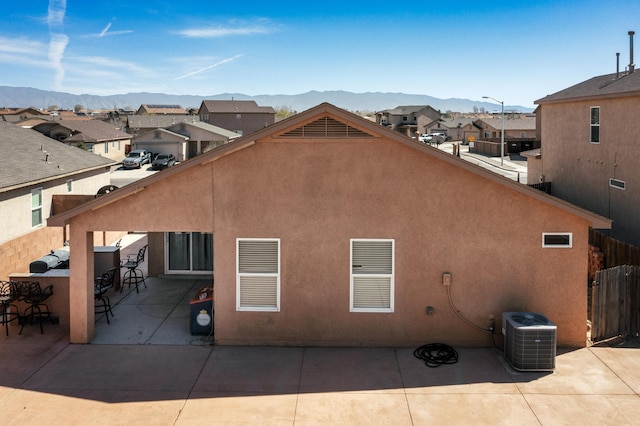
[174,54,243,80]
[72,56,153,75]
[177,25,274,38]
[0,36,46,55]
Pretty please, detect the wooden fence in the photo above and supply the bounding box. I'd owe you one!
[590,265,640,341]
[589,229,640,269]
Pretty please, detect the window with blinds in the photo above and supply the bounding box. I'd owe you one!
[350,239,394,313]
[236,239,280,311]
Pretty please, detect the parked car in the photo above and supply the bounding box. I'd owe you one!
[419,132,446,145]
[418,134,432,143]
[122,149,151,169]
[151,153,176,170]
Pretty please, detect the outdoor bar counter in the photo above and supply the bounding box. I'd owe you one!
[8,245,121,329]
[9,268,70,326]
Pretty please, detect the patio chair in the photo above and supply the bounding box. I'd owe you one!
[95,267,117,324]
[19,281,54,335]
[0,281,21,336]
[120,244,148,293]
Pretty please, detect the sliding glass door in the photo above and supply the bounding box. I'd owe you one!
[166,232,213,273]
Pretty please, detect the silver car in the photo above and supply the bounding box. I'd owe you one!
[123,149,151,169]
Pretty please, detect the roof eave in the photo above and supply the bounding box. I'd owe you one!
[535,89,640,105]
[1,162,115,194]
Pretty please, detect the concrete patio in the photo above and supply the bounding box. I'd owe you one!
[1,235,639,424]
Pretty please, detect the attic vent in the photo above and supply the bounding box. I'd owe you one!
[281,117,374,138]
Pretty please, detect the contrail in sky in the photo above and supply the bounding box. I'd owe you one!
[47,0,68,90]
[174,54,244,80]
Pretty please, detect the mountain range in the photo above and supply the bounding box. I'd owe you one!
[0,86,533,114]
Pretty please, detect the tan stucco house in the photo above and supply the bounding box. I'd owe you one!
[535,67,640,246]
[48,103,610,347]
[376,105,441,138]
[425,117,479,142]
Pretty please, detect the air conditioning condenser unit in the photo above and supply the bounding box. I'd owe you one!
[502,312,556,371]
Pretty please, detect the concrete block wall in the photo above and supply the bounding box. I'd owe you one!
[0,226,64,280]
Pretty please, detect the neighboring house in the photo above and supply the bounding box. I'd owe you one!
[15,117,50,129]
[0,122,115,281]
[32,120,131,161]
[472,114,539,155]
[375,105,442,137]
[0,107,50,123]
[136,104,188,115]
[198,100,276,136]
[130,129,189,161]
[425,117,479,142]
[125,115,201,137]
[49,103,610,348]
[473,115,537,139]
[535,67,640,246]
[132,121,240,161]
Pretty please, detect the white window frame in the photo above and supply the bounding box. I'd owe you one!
[350,239,394,313]
[31,187,43,228]
[542,233,573,248]
[609,178,626,190]
[590,106,600,144]
[236,238,280,312]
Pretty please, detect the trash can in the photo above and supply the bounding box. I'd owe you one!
[189,285,214,335]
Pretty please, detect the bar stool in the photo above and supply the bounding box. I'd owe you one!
[19,281,54,335]
[0,281,20,336]
[95,267,117,324]
[120,245,148,293]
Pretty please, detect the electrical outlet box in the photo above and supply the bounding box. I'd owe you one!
[442,273,451,286]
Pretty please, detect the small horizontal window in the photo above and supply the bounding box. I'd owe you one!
[609,178,626,190]
[542,233,572,248]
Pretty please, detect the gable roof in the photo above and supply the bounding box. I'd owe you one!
[380,105,440,115]
[166,121,241,139]
[1,122,115,192]
[474,116,536,131]
[536,71,640,104]
[47,103,611,229]
[136,104,188,115]
[200,100,276,114]
[34,120,131,142]
[127,115,200,129]
[133,128,190,141]
[434,117,476,129]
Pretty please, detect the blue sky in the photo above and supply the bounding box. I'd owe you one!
[2,1,640,109]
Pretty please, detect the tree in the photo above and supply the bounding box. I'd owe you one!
[274,105,296,119]
[48,105,59,111]
[74,104,84,113]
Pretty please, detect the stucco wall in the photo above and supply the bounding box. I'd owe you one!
[540,98,640,244]
[210,137,590,347]
[205,113,273,136]
[0,169,111,245]
[61,129,593,347]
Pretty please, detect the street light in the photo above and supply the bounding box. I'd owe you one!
[482,96,504,166]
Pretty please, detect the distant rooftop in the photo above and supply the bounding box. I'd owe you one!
[1,122,114,191]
